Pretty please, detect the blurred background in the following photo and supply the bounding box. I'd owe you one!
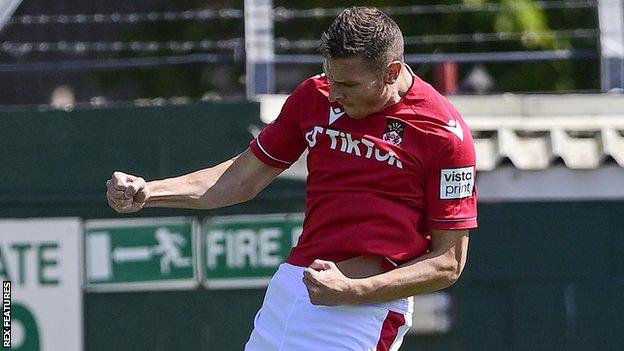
[0,0,623,350]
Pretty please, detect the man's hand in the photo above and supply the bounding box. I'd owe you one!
[106,171,150,213]
[303,259,360,306]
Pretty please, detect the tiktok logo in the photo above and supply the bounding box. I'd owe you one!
[305,126,324,147]
[304,126,403,169]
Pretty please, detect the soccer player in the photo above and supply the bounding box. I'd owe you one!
[106,6,477,351]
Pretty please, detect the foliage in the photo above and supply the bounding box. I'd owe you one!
[93,0,600,99]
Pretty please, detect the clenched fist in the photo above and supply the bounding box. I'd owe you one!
[106,171,150,213]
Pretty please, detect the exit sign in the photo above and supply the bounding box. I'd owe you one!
[84,218,198,292]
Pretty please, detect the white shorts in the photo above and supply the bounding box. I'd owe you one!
[245,263,413,351]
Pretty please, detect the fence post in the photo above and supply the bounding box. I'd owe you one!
[244,0,275,99]
[0,0,23,33]
[598,0,624,92]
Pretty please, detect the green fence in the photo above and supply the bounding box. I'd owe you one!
[1,105,622,350]
[0,103,305,219]
[79,201,624,351]
[451,201,624,351]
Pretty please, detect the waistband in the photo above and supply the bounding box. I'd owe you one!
[277,262,413,315]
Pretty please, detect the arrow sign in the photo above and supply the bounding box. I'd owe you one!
[113,247,153,263]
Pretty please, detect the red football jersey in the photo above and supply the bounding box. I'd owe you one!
[250,72,478,267]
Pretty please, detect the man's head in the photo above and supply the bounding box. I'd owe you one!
[320,6,404,73]
[319,7,407,118]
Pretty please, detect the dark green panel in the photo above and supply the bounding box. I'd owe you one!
[0,103,259,199]
[455,283,511,351]
[572,281,624,351]
[401,333,461,351]
[464,202,615,282]
[454,201,624,351]
[510,283,567,351]
[84,289,265,351]
[0,103,307,219]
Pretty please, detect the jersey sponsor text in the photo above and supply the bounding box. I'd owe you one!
[440,166,474,199]
[305,126,403,169]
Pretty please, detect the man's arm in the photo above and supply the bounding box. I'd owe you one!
[302,229,469,305]
[106,148,283,213]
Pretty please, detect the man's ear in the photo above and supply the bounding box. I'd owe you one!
[385,61,403,84]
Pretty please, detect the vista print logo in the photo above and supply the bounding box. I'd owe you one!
[439,166,475,199]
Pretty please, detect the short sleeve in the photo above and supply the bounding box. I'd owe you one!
[425,125,478,230]
[250,85,309,169]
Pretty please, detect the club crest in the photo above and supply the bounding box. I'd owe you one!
[382,120,406,146]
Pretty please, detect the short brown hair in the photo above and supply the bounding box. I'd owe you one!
[319,6,404,72]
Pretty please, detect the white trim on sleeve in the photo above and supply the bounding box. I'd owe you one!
[256,139,292,165]
[429,216,477,223]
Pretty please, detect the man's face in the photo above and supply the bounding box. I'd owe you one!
[323,56,388,119]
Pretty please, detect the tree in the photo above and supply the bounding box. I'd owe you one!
[94,0,600,99]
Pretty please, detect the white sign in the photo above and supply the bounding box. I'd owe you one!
[0,218,83,351]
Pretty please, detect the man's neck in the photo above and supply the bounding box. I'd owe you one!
[397,63,414,97]
[383,64,414,108]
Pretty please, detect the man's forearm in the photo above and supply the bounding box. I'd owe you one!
[351,233,469,304]
[352,251,459,304]
[145,157,248,209]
